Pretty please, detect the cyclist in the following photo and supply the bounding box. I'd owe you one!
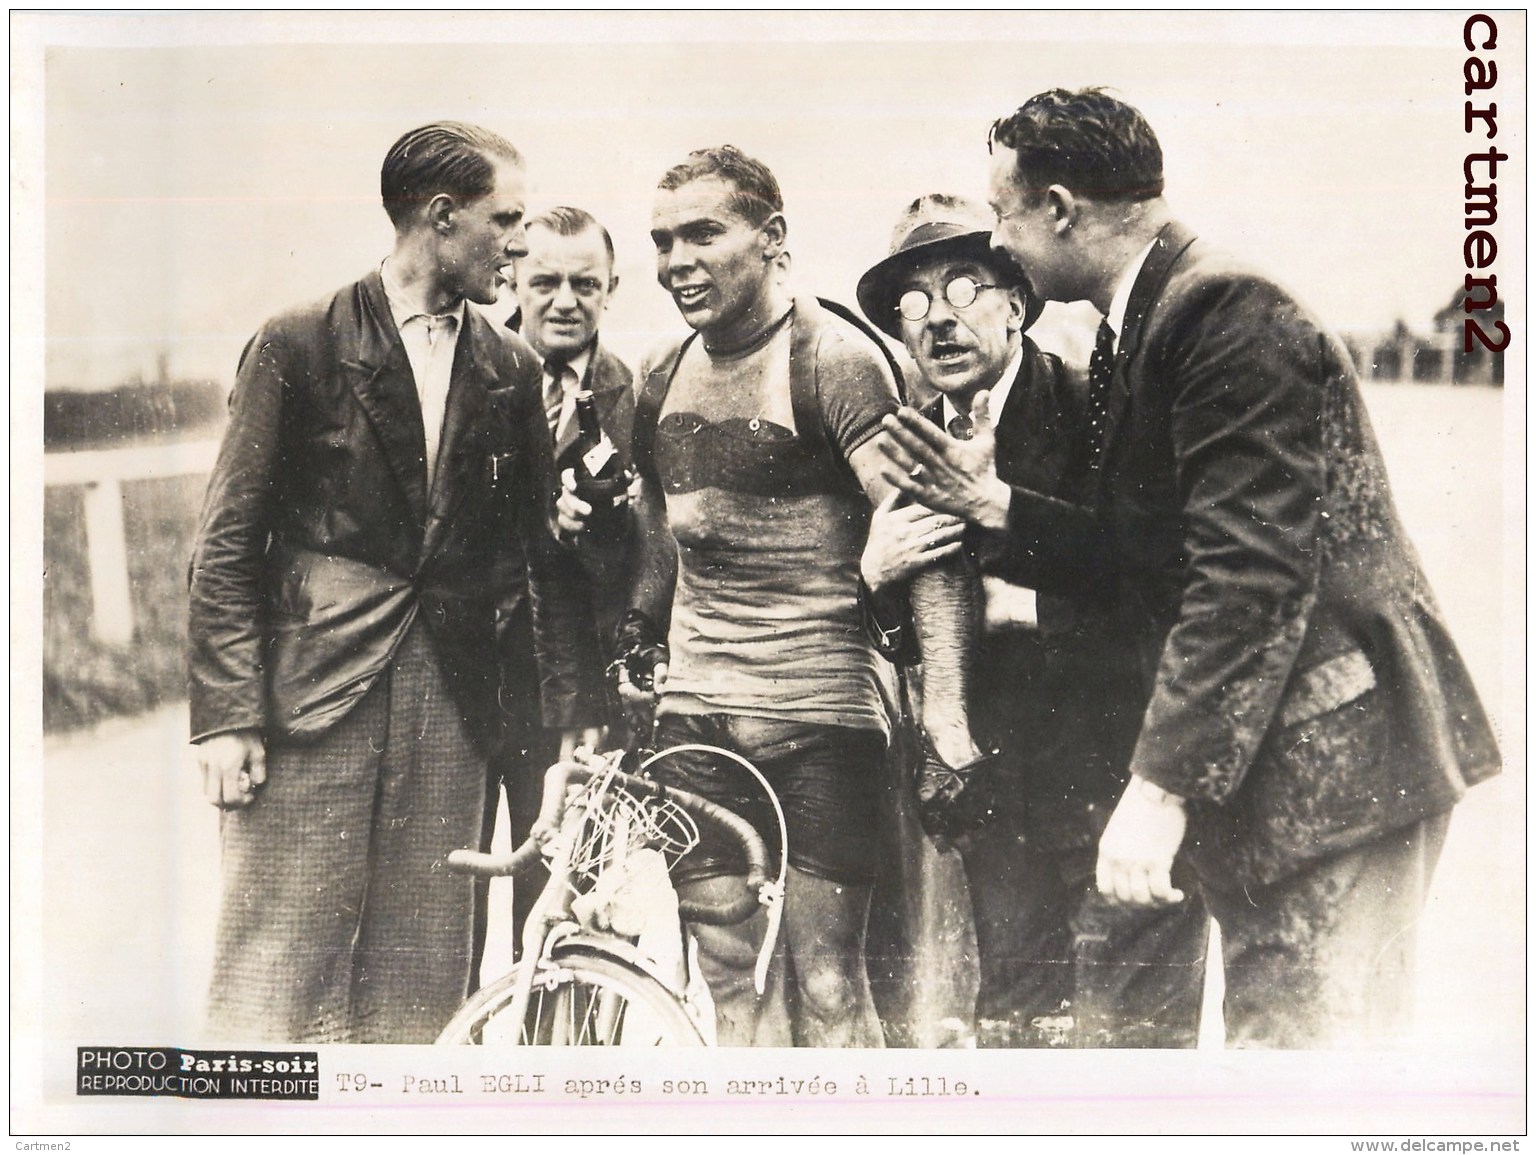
[561,145,990,1047]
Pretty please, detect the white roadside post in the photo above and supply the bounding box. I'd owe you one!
[45,439,220,645]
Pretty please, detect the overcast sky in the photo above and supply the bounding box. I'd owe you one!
[23,10,1527,389]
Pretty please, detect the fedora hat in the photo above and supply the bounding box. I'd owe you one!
[856,193,1044,339]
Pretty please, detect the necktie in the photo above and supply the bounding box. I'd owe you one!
[947,412,976,441]
[542,359,569,435]
[1087,319,1116,470]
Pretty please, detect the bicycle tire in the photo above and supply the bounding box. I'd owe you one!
[438,944,707,1046]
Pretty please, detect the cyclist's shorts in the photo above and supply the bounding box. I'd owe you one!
[649,713,885,888]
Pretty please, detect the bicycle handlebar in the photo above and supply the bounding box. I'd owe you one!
[446,837,545,881]
[445,757,772,926]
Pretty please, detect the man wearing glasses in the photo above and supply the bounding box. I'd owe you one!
[856,194,1208,1047]
[881,89,1501,1047]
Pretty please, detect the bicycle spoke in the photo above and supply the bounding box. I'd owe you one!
[593,988,626,1044]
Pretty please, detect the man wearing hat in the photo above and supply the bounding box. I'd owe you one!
[881,89,1501,1047]
[857,193,1209,1047]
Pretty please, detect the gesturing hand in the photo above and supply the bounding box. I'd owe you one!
[860,490,967,593]
[877,390,1012,531]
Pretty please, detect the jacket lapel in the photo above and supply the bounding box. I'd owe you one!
[420,311,496,562]
[1101,222,1199,464]
[990,354,1034,477]
[552,345,628,461]
[552,412,578,463]
[343,271,430,526]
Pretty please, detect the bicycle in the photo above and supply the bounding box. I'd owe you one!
[437,746,787,1045]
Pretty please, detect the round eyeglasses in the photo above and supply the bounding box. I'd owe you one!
[897,276,1002,323]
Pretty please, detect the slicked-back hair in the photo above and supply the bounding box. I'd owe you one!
[526,205,616,270]
[380,121,523,228]
[989,88,1164,204]
[656,145,784,225]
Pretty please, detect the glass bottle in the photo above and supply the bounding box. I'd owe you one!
[559,389,630,538]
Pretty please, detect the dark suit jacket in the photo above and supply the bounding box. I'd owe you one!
[535,340,638,730]
[188,270,583,754]
[952,344,1153,851]
[982,223,1501,887]
[895,342,1142,849]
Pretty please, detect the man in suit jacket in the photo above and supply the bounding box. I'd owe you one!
[856,194,1208,1047]
[508,205,637,750]
[188,122,584,1043]
[881,89,1501,1047]
[483,206,637,965]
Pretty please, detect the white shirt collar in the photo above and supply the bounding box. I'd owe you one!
[941,343,1024,431]
[380,258,466,331]
[545,344,593,386]
[1104,237,1158,348]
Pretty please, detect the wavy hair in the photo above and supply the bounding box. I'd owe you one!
[989,88,1164,203]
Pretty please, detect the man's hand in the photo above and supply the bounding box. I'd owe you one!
[555,468,590,540]
[860,489,966,593]
[614,659,668,710]
[878,391,1013,531]
[559,726,605,762]
[607,608,669,729]
[614,659,667,749]
[194,729,266,810]
[556,468,639,541]
[1095,776,1189,906]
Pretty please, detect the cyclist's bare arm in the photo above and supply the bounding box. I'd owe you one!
[848,437,981,768]
[555,467,676,625]
[553,464,675,720]
[625,471,677,628]
[614,471,677,706]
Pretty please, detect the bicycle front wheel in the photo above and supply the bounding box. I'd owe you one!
[438,944,707,1046]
